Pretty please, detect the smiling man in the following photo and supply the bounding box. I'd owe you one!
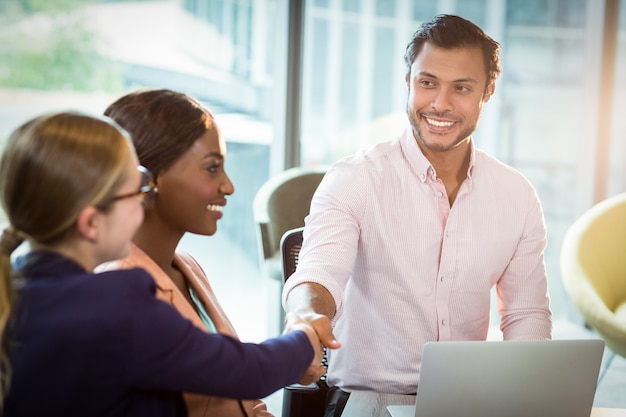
[283,14,553,417]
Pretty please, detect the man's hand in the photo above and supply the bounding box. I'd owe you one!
[283,312,341,385]
[284,282,341,384]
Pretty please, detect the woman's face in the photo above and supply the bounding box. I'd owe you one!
[152,126,235,236]
[97,155,146,263]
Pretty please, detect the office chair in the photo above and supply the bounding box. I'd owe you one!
[281,226,304,280]
[280,227,328,417]
[560,192,626,383]
[253,166,327,328]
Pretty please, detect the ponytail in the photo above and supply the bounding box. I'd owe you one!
[0,225,24,408]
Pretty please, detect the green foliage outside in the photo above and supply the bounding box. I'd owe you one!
[0,0,134,223]
[0,0,125,92]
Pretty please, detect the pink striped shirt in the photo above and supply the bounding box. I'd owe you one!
[282,128,552,394]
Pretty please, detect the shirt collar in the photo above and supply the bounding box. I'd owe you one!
[400,127,477,182]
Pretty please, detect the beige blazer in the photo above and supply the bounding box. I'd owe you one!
[98,244,271,417]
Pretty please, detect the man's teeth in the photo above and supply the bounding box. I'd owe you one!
[426,118,454,127]
[207,205,224,212]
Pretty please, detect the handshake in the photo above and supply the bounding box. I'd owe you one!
[283,312,342,385]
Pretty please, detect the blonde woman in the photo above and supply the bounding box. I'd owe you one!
[0,112,326,416]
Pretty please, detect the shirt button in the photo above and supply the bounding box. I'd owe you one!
[437,191,443,197]
[442,319,447,326]
[440,276,444,282]
[420,173,426,180]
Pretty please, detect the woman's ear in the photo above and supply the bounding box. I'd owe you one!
[76,206,100,242]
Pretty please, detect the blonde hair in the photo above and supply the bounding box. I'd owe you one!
[0,111,134,407]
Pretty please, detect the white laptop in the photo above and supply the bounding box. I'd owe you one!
[387,339,605,417]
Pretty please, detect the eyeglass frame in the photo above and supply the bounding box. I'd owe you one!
[109,165,157,203]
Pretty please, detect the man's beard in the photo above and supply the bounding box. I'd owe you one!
[407,109,475,152]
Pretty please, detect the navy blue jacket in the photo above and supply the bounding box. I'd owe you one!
[4,251,313,417]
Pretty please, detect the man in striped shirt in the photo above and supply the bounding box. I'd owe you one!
[283,14,552,417]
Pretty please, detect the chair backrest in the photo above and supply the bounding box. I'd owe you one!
[280,227,304,282]
[280,226,329,384]
[561,193,626,309]
[253,166,327,263]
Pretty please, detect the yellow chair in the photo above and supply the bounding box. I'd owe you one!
[560,192,626,380]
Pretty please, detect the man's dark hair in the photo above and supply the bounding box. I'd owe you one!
[404,14,501,89]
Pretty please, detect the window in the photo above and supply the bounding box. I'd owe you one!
[1,0,624,333]
[299,0,626,324]
[608,1,626,195]
[0,0,288,264]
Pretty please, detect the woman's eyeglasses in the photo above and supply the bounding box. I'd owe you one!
[110,165,157,203]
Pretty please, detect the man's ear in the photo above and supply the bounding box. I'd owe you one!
[483,82,496,103]
[76,206,99,242]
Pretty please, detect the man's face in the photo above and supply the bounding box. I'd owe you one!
[405,42,494,153]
